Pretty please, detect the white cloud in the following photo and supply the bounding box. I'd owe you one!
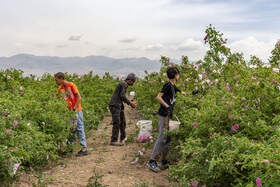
[69,34,83,41]
[119,37,136,43]
[56,44,68,48]
[0,0,279,62]
[178,38,204,51]
[145,43,163,51]
[13,42,25,48]
[228,36,277,62]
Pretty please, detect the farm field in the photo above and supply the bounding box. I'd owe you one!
[1,26,280,186]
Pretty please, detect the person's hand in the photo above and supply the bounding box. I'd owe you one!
[72,108,79,112]
[192,90,199,95]
[130,101,137,108]
[181,91,187,96]
[166,106,171,116]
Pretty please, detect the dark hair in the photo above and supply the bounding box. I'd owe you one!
[54,72,65,80]
[167,67,180,79]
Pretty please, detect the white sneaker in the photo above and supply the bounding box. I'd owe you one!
[121,137,127,143]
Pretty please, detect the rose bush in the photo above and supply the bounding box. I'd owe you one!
[0,70,117,184]
[134,25,280,186]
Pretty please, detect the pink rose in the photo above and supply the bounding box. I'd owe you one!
[265,160,269,164]
[13,163,20,175]
[256,178,262,187]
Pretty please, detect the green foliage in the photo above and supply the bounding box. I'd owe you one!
[1,25,280,186]
[133,25,280,186]
[0,70,117,184]
[87,167,108,187]
[269,40,280,67]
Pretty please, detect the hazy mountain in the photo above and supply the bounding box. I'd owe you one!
[0,54,163,77]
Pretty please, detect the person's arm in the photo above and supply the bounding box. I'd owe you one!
[120,83,136,108]
[73,93,82,111]
[120,83,130,104]
[180,91,187,96]
[156,92,169,108]
[54,87,61,99]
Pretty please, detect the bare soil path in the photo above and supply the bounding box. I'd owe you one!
[19,107,172,186]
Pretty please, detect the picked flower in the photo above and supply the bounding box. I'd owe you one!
[130,157,138,164]
[138,151,144,156]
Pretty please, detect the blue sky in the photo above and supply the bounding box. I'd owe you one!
[0,0,279,62]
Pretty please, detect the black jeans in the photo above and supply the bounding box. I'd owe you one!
[109,105,126,142]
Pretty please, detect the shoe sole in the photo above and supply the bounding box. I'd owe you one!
[146,162,161,173]
[110,143,124,146]
[75,152,88,157]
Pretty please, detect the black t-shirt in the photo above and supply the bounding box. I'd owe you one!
[157,81,181,117]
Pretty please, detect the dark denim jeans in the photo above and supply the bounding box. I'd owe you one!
[109,105,126,142]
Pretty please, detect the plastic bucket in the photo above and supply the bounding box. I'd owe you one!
[169,116,180,131]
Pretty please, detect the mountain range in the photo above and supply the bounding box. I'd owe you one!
[0,54,163,77]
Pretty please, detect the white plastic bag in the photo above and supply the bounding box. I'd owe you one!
[137,120,152,143]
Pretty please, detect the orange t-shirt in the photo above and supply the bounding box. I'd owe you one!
[57,82,82,111]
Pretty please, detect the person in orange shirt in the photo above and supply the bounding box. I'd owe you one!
[55,72,88,157]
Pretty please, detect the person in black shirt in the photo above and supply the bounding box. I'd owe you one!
[109,73,137,146]
[147,67,185,172]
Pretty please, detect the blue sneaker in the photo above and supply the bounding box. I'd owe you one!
[147,160,161,172]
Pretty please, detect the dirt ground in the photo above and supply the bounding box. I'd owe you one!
[17,107,174,187]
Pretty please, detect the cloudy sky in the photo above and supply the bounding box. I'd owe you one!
[0,0,279,62]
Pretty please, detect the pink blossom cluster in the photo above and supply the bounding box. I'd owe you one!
[138,134,150,143]
[13,163,20,175]
[130,157,138,164]
[231,123,239,131]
